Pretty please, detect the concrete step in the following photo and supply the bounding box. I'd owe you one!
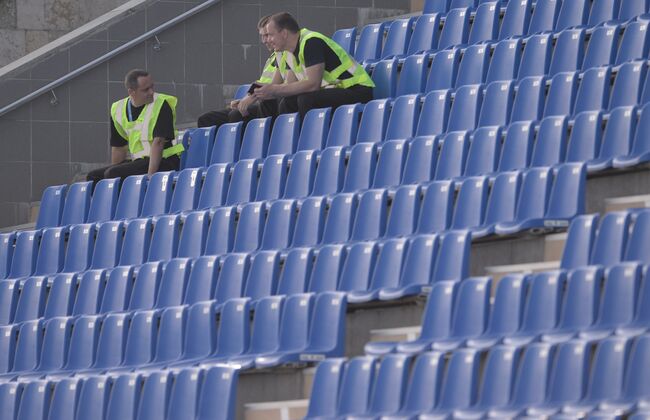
[244,399,309,420]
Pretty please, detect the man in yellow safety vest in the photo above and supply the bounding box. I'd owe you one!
[197,14,288,128]
[253,12,374,119]
[86,69,183,183]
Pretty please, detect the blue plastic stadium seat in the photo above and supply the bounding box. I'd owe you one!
[416,90,452,136]
[583,25,620,70]
[473,171,522,237]
[549,29,586,77]
[8,230,39,279]
[382,18,415,59]
[364,354,413,418]
[169,168,202,213]
[614,102,650,167]
[116,218,151,267]
[416,181,454,234]
[91,221,123,270]
[332,27,357,56]
[34,226,65,276]
[425,49,461,91]
[214,254,250,303]
[308,246,346,293]
[325,104,363,148]
[372,59,398,99]
[433,230,471,283]
[239,117,271,159]
[276,248,313,295]
[209,122,242,165]
[182,126,216,169]
[154,258,191,309]
[622,209,650,265]
[267,113,300,155]
[356,99,391,143]
[244,251,281,300]
[61,181,92,226]
[498,121,535,172]
[196,163,229,210]
[148,214,181,262]
[342,143,377,192]
[48,378,80,419]
[13,276,47,324]
[176,210,209,258]
[385,94,421,141]
[0,233,14,280]
[321,194,358,244]
[464,127,501,177]
[105,373,141,420]
[297,107,331,151]
[114,174,147,220]
[99,266,133,314]
[140,171,174,218]
[408,14,441,55]
[337,241,379,294]
[373,140,408,188]
[589,105,637,171]
[451,177,489,230]
[332,356,379,418]
[468,1,501,44]
[487,38,523,83]
[434,131,470,180]
[589,211,632,267]
[284,150,317,199]
[204,206,236,255]
[499,0,533,39]
[616,21,650,66]
[366,280,457,355]
[479,81,514,127]
[255,154,288,201]
[292,197,327,247]
[355,22,389,64]
[386,187,421,236]
[232,202,265,253]
[455,44,490,88]
[403,136,438,184]
[544,71,579,117]
[518,34,553,79]
[43,274,75,320]
[424,0,447,13]
[352,190,389,241]
[610,61,647,109]
[589,0,620,26]
[59,315,99,371]
[619,0,649,21]
[183,256,218,305]
[87,177,120,223]
[15,380,52,420]
[137,371,172,420]
[530,116,569,167]
[260,199,297,250]
[566,111,603,163]
[438,7,471,50]
[575,66,612,115]
[528,0,561,35]
[388,352,445,417]
[71,270,106,316]
[0,280,18,325]
[304,358,347,419]
[225,158,260,206]
[35,184,66,229]
[556,0,590,31]
[447,84,483,132]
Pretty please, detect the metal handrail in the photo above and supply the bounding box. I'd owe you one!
[0,0,220,118]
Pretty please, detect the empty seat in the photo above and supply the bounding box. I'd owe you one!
[177,210,210,258]
[337,241,379,294]
[385,94,421,141]
[455,44,490,88]
[616,20,650,65]
[355,22,389,64]
[451,177,489,230]
[438,7,470,50]
[614,102,650,167]
[342,143,377,192]
[356,99,391,143]
[87,177,120,223]
[373,140,408,188]
[518,34,553,79]
[582,25,620,70]
[352,190,389,241]
[155,259,191,308]
[381,18,414,59]
[232,202,265,253]
[619,0,649,20]
[16,380,52,420]
[13,276,47,324]
[447,85,483,132]
[148,214,181,262]
[511,77,546,123]
[426,49,461,91]
[322,194,358,244]
[468,1,500,44]
[434,131,470,180]
[34,226,65,276]
[544,71,579,117]
[417,181,454,234]
[169,168,202,213]
[0,280,18,325]
[588,0,620,26]
[255,154,288,201]
[609,61,647,109]
[530,116,569,167]
[267,113,300,155]
[182,127,216,169]
[473,171,522,237]
[575,66,612,114]
[61,181,92,226]
[296,107,331,151]
[556,0,590,31]
[114,175,148,220]
[225,159,260,205]
[589,105,637,171]
[283,150,317,199]
[416,90,452,136]
[372,59,399,99]
[478,80,514,127]
[140,171,174,218]
[486,39,523,83]
[8,230,39,279]
[408,14,441,55]
[403,136,438,184]
[277,248,313,295]
[308,245,346,293]
[292,197,327,247]
[332,27,357,55]
[43,274,76,320]
[528,0,561,35]
[499,0,532,39]
[35,184,66,229]
[590,211,632,267]
[549,29,586,76]
[204,206,236,255]
[118,218,152,266]
[325,104,363,148]
[210,122,242,164]
[91,221,123,269]
[105,373,141,420]
[197,163,229,210]
[304,358,347,419]
[214,254,250,303]
[312,147,346,196]
[261,199,297,250]
[386,185,421,237]
[239,117,271,159]
[566,111,603,163]
[183,256,218,305]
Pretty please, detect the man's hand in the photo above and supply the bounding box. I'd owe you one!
[252,83,278,101]
[229,99,240,110]
[237,95,257,116]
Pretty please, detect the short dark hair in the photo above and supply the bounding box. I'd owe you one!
[124,69,149,90]
[269,12,300,33]
[258,14,272,29]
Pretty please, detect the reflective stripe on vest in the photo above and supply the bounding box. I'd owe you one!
[257,52,289,84]
[111,93,184,159]
[284,28,375,89]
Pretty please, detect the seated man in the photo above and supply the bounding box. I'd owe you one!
[87,69,183,183]
[197,14,287,128]
[253,12,375,120]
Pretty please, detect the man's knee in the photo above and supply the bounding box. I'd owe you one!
[296,93,317,115]
[197,112,214,128]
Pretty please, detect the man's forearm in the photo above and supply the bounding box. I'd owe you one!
[273,79,320,97]
[111,147,127,164]
[148,138,165,175]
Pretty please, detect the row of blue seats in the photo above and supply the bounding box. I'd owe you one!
[306,334,650,419]
[345,0,650,65]
[187,60,650,176]
[0,365,238,420]
[378,21,650,98]
[367,261,650,356]
[0,231,469,326]
[561,210,650,270]
[0,293,346,378]
[5,161,583,282]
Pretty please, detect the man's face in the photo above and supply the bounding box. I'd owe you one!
[128,75,155,106]
[265,21,287,51]
[259,26,273,52]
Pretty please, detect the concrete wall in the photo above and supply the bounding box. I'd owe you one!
[0,0,410,228]
[0,0,133,67]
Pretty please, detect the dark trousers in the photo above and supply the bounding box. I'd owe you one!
[86,155,180,184]
[276,85,373,120]
[197,100,278,128]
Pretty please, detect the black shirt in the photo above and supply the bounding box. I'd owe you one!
[110,100,175,148]
[293,37,353,80]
